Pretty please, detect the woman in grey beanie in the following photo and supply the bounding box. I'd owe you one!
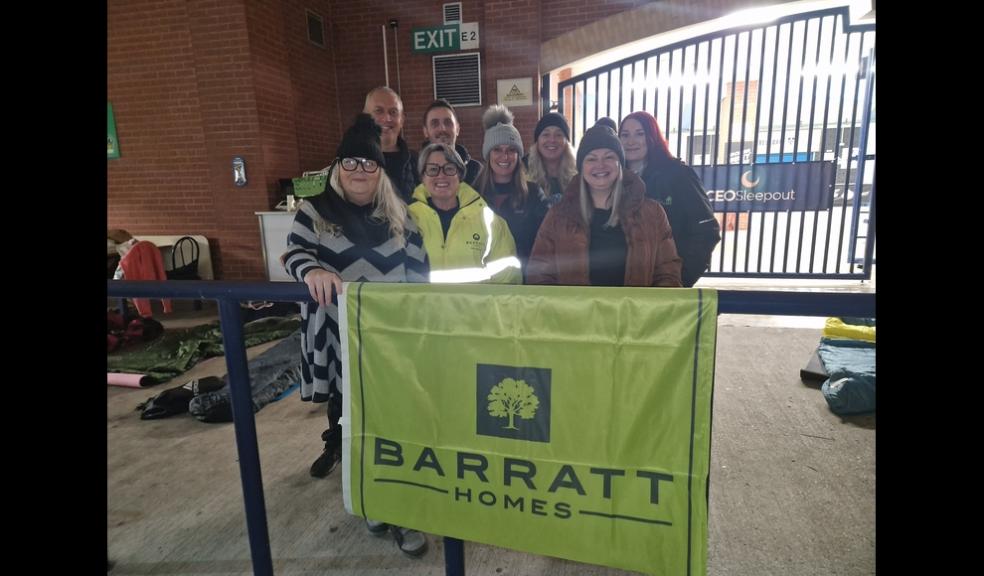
[473,104,548,279]
[527,120,682,287]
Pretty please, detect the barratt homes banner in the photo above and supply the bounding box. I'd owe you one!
[697,160,835,212]
[339,283,717,575]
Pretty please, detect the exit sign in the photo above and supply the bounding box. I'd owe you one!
[412,25,459,53]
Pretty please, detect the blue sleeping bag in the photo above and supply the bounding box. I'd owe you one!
[817,337,876,415]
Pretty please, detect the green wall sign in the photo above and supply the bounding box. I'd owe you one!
[411,25,459,53]
[108,103,120,159]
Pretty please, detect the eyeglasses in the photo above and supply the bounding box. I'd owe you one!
[423,163,461,177]
[340,157,379,173]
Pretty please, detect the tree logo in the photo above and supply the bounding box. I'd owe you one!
[476,364,550,442]
[487,378,539,430]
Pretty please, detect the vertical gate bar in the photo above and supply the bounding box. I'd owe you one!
[650,55,657,118]
[641,55,649,112]
[834,30,865,273]
[845,32,873,268]
[713,36,728,272]
[723,33,740,273]
[606,68,612,118]
[785,20,809,274]
[629,61,636,113]
[746,26,768,273]
[676,48,686,156]
[805,16,827,274]
[687,42,700,166]
[759,25,781,274]
[823,18,851,274]
[665,50,674,143]
[770,22,795,274]
[732,30,753,274]
[595,74,601,122]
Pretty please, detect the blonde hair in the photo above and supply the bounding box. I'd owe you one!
[474,154,530,211]
[579,166,625,229]
[527,144,576,197]
[329,164,408,247]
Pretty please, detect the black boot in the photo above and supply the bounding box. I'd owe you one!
[309,426,341,478]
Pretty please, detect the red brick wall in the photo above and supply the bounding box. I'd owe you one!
[107,0,218,261]
[331,1,489,157]
[330,0,645,164]
[108,0,337,280]
[108,0,642,279]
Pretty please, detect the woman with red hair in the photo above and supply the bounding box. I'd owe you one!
[619,111,720,287]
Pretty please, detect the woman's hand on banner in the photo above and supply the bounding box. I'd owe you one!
[304,268,343,306]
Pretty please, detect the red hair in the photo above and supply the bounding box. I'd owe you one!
[620,111,673,164]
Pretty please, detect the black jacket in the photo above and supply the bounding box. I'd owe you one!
[485,181,548,278]
[638,158,721,287]
[383,137,419,203]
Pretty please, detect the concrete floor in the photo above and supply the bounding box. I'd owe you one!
[107,300,874,575]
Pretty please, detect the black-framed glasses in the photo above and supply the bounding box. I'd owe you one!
[340,157,379,173]
[424,163,461,177]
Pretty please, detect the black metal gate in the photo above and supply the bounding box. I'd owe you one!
[551,6,875,279]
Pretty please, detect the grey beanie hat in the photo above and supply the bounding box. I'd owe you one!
[482,104,524,158]
[575,122,625,172]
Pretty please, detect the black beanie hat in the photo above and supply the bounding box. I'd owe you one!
[336,113,386,167]
[576,122,625,172]
[533,112,571,142]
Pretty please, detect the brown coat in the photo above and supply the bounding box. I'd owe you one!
[527,170,682,287]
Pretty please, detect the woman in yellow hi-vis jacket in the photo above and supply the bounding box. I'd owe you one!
[408,142,522,284]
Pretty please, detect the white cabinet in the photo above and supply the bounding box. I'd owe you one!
[256,211,296,281]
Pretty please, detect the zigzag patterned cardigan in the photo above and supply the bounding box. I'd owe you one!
[283,186,429,403]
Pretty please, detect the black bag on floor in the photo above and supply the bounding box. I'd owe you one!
[136,376,225,420]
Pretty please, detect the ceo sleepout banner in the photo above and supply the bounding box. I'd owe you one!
[697,160,835,212]
[339,283,717,575]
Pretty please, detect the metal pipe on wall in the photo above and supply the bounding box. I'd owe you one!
[382,25,390,87]
[393,24,401,94]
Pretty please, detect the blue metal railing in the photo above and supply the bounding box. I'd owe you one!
[108,279,875,576]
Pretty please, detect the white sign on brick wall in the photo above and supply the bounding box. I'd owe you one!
[497,78,533,107]
[460,22,479,50]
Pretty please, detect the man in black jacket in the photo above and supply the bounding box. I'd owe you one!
[364,86,419,202]
[420,99,482,186]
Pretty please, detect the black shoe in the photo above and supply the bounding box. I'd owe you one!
[391,526,428,557]
[309,429,341,478]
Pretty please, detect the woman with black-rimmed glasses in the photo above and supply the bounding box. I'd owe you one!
[408,142,521,284]
[282,113,431,557]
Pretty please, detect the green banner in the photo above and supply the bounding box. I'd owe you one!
[340,283,717,575]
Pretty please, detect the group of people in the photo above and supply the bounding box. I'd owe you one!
[282,85,722,557]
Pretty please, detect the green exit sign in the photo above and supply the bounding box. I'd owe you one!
[412,25,459,53]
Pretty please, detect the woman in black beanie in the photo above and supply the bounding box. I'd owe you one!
[527,121,682,287]
[282,113,431,557]
[526,112,577,207]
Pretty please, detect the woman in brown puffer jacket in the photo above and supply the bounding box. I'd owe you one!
[527,121,682,287]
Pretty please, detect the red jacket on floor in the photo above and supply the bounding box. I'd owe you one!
[120,241,173,317]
